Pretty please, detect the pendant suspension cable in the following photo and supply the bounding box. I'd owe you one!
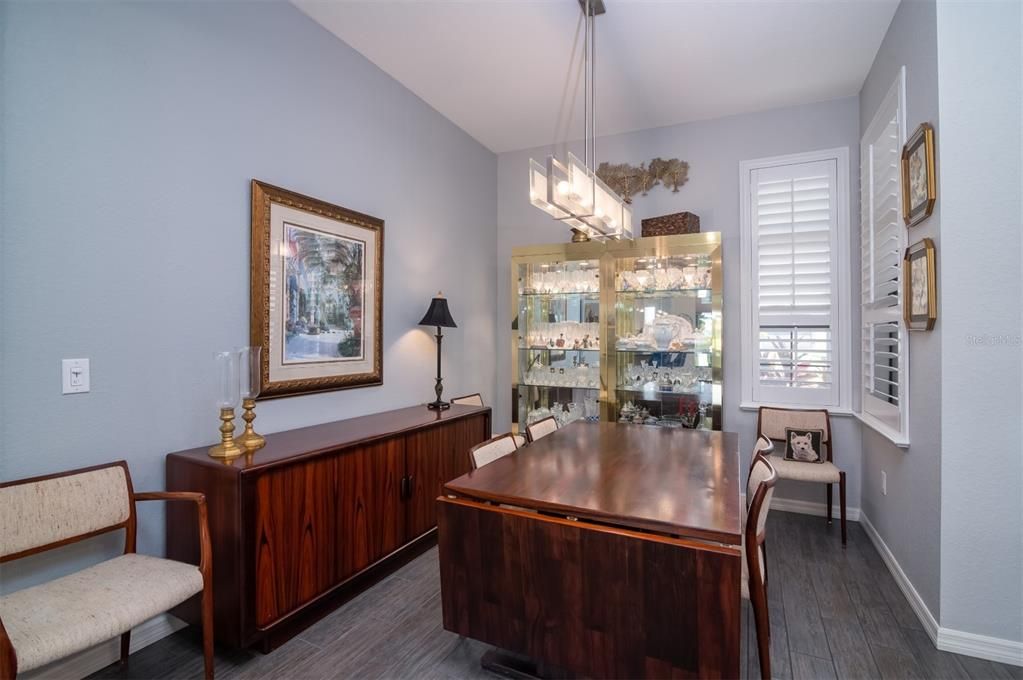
[583,0,590,170]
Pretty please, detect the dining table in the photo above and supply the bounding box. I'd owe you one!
[437,420,743,679]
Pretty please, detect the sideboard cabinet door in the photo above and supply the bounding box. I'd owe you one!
[253,438,405,627]
[404,414,488,541]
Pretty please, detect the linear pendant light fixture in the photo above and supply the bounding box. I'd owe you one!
[528,0,632,242]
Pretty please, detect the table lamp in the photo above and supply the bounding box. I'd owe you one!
[418,291,457,410]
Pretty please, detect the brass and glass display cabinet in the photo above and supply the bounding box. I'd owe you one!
[511,232,722,433]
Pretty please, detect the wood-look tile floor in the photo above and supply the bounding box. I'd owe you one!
[91,512,1021,680]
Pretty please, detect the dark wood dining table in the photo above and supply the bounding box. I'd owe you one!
[437,421,743,679]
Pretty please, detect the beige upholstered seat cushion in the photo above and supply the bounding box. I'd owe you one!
[513,434,527,448]
[770,458,841,483]
[1,553,203,672]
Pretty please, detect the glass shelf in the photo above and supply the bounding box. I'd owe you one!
[613,347,708,354]
[520,346,601,353]
[518,383,600,391]
[616,385,705,398]
[615,288,712,297]
[520,291,600,299]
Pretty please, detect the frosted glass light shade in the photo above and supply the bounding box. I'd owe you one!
[529,159,568,218]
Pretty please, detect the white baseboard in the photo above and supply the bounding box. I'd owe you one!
[741,493,861,521]
[861,512,1023,668]
[859,511,940,640]
[770,495,861,521]
[937,626,1023,667]
[21,613,187,680]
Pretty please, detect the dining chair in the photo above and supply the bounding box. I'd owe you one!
[450,393,484,407]
[745,451,778,680]
[449,393,526,447]
[525,416,558,443]
[468,433,519,470]
[756,406,846,545]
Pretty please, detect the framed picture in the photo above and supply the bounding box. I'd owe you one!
[903,238,936,331]
[901,122,937,227]
[251,180,383,398]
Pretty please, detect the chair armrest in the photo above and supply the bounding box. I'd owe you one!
[135,491,205,503]
[133,491,212,577]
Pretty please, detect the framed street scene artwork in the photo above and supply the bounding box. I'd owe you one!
[251,180,383,398]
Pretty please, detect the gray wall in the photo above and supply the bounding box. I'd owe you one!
[936,0,1022,644]
[496,97,863,507]
[857,0,943,619]
[0,1,497,592]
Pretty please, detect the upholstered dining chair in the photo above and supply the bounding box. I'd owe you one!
[745,451,778,680]
[756,406,846,545]
[450,393,526,448]
[525,416,559,443]
[450,393,484,407]
[469,432,519,469]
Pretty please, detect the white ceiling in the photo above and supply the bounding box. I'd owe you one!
[295,0,898,153]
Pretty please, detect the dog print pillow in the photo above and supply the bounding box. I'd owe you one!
[784,428,825,463]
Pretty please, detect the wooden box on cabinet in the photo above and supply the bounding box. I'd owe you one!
[165,404,490,651]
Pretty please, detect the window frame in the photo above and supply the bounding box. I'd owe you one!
[858,68,910,447]
[739,147,853,411]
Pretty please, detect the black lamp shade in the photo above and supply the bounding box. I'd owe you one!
[419,294,457,328]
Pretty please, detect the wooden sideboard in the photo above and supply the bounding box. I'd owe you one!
[165,404,491,651]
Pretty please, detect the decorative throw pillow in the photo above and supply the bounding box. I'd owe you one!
[784,428,825,463]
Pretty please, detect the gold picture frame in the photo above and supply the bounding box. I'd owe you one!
[903,238,936,331]
[251,180,384,398]
[901,122,937,227]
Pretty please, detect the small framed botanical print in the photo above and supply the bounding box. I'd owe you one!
[901,122,937,227]
[903,238,937,331]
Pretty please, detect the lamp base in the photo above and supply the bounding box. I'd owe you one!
[427,400,451,411]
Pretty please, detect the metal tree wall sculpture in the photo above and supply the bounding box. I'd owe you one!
[596,157,690,204]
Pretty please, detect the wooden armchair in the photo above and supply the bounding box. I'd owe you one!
[0,461,213,679]
[745,451,778,680]
[757,406,847,544]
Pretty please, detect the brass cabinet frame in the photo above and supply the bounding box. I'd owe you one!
[510,233,723,429]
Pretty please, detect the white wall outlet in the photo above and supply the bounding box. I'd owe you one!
[881,470,887,496]
[62,358,90,394]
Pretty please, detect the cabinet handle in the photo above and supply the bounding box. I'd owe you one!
[400,476,408,500]
[406,475,414,499]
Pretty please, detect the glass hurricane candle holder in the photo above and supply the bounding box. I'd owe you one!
[238,346,265,451]
[208,350,243,459]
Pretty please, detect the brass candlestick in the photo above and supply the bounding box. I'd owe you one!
[239,398,266,451]
[208,407,243,459]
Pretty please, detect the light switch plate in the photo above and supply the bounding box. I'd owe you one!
[62,358,90,394]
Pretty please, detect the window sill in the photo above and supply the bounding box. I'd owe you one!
[739,402,856,417]
[855,411,910,448]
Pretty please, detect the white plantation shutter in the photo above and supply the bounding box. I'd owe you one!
[743,156,843,407]
[860,69,909,443]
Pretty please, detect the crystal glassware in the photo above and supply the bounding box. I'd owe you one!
[208,350,243,459]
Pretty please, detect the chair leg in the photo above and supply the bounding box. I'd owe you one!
[751,584,772,680]
[826,483,833,525]
[840,472,848,546]
[120,630,130,666]
[201,582,215,680]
